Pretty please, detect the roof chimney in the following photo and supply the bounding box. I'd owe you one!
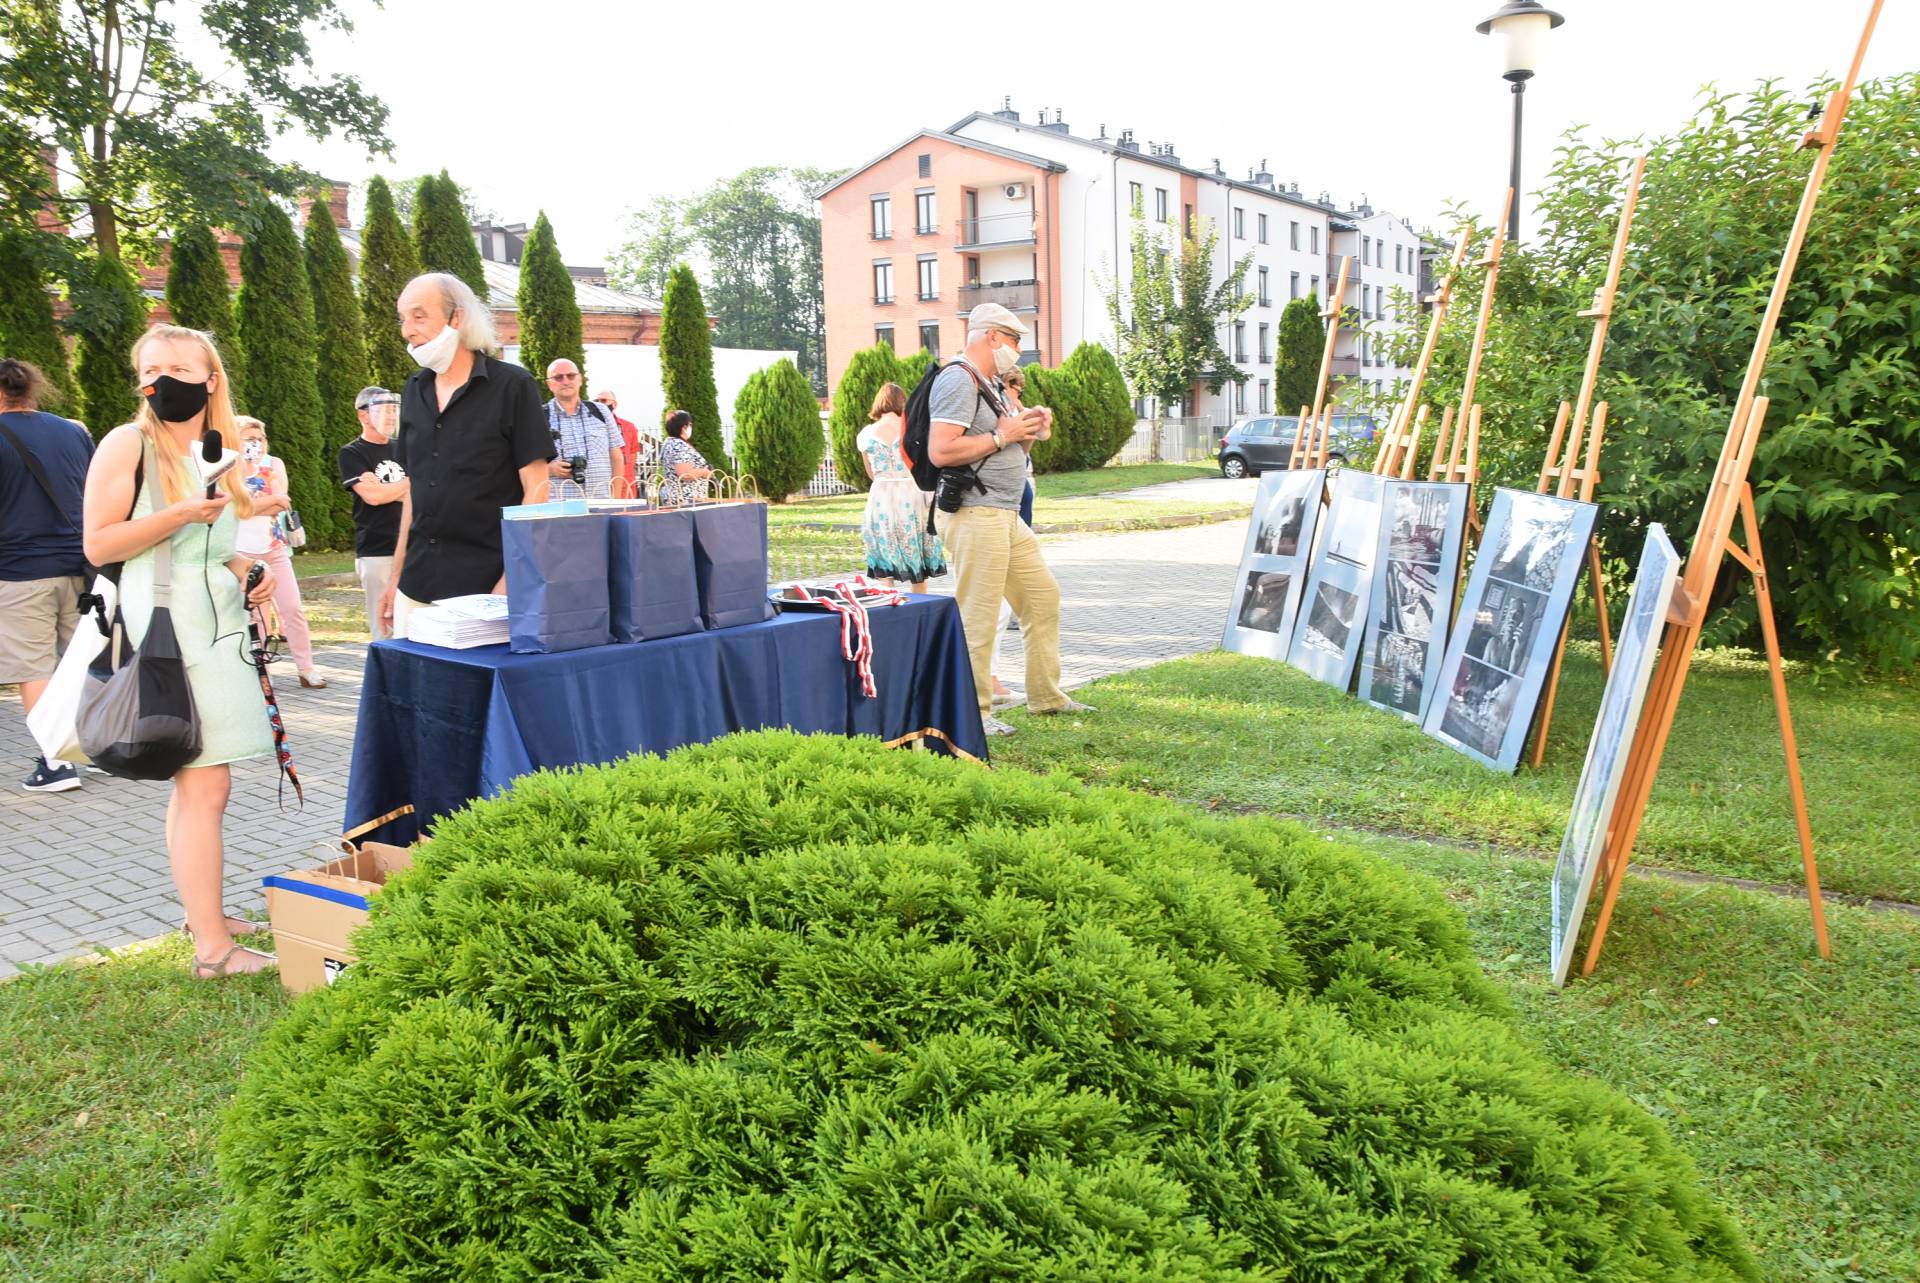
[297,179,352,231]
[1096,122,1108,141]
[1117,129,1139,153]
[34,146,66,235]
[993,95,1020,122]
[1253,158,1274,189]
[1040,107,1070,134]
[1159,141,1181,165]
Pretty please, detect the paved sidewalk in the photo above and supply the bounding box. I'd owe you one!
[0,519,1247,968]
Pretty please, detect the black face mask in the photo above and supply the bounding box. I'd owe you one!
[143,374,211,423]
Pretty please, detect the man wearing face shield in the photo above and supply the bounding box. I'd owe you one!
[927,303,1091,736]
[338,386,407,639]
[379,273,554,637]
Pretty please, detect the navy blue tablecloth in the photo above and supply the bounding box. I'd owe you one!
[342,595,986,846]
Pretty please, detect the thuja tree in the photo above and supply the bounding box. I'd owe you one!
[826,343,907,494]
[164,223,245,406]
[412,172,488,301]
[658,263,729,469]
[358,176,419,391]
[304,199,370,546]
[516,212,585,393]
[1061,341,1137,468]
[733,358,823,501]
[68,250,147,437]
[0,229,77,411]
[183,732,1760,1282]
[236,202,334,548]
[1378,74,1920,666]
[1274,293,1323,415]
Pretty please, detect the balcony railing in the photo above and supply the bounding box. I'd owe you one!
[957,281,1038,311]
[955,211,1037,249]
[1329,355,1363,378]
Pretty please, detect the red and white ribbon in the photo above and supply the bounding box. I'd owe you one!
[795,576,904,699]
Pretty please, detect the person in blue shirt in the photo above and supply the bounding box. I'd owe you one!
[0,358,94,794]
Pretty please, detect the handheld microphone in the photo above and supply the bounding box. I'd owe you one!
[201,429,223,499]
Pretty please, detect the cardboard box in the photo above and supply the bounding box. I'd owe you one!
[263,842,414,994]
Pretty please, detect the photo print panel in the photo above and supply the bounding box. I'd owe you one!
[1222,469,1326,661]
[1286,467,1386,689]
[1550,525,1680,987]
[1359,481,1470,721]
[1422,488,1599,771]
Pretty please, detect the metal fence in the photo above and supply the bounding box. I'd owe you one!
[1112,416,1217,465]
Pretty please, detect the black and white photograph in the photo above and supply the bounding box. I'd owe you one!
[1367,632,1429,715]
[1380,558,1441,640]
[1322,470,1385,568]
[1255,488,1310,557]
[1438,658,1524,761]
[1462,580,1550,673]
[1360,481,1469,722]
[1387,486,1452,563]
[1298,579,1360,659]
[1485,492,1585,593]
[1236,571,1294,634]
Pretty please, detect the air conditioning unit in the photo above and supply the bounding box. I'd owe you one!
[1003,182,1027,200]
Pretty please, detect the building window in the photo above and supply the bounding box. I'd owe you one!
[1395,244,1403,273]
[872,260,894,304]
[964,254,981,286]
[1289,220,1300,250]
[1259,378,1270,413]
[870,195,892,239]
[1310,226,1320,254]
[1363,235,1371,264]
[1129,181,1142,212]
[916,255,938,301]
[1258,322,1270,362]
[1311,274,1320,297]
[919,320,940,357]
[1361,285,1369,316]
[1183,203,1193,237]
[1257,267,1270,305]
[1233,320,1246,363]
[1155,187,1168,222]
[917,153,932,179]
[1290,271,1300,299]
[1233,207,1245,239]
[1257,212,1269,244]
[875,323,894,349]
[1234,380,1246,413]
[914,189,936,234]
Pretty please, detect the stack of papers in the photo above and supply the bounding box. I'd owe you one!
[404,594,511,649]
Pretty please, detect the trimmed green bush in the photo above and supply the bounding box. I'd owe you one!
[659,263,729,470]
[184,732,1756,1282]
[359,176,420,392]
[827,343,908,494]
[516,211,587,395]
[412,171,488,301]
[1062,340,1138,468]
[303,199,370,547]
[68,249,148,438]
[0,227,77,412]
[1274,295,1322,417]
[163,223,244,407]
[733,357,823,501]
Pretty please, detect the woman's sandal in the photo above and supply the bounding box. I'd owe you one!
[189,943,276,979]
[182,914,264,939]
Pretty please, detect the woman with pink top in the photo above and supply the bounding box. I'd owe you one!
[233,417,324,688]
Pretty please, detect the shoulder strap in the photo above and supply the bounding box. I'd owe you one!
[0,418,83,537]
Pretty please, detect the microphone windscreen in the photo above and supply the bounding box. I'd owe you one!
[201,428,223,464]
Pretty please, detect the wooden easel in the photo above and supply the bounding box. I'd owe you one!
[1420,191,1510,540]
[1579,0,1884,975]
[1374,404,1428,478]
[1376,222,1472,476]
[1289,255,1354,470]
[1523,154,1647,766]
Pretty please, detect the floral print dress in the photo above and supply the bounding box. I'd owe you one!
[858,417,946,583]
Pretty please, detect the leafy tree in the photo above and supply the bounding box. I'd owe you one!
[1102,206,1250,458]
[412,171,488,300]
[303,198,369,544]
[236,202,334,548]
[163,223,244,405]
[358,175,419,392]
[516,212,586,394]
[658,264,729,469]
[0,228,77,411]
[827,344,907,494]
[0,0,387,266]
[1061,342,1137,469]
[607,195,694,302]
[733,358,824,501]
[1273,295,1323,417]
[68,249,147,437]
[1377,74,1920,666]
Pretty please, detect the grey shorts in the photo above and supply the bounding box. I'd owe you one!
[0,575,85,684]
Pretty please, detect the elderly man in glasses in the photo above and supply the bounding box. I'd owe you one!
[543,358,624,498]
[338,385,409,639]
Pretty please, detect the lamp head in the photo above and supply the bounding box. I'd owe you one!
[1476,0,1564,81]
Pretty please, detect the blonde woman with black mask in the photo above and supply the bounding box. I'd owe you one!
[82,325,278,979]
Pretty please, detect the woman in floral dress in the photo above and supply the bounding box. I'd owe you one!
[856,382,945,592]
[657,409,714,505]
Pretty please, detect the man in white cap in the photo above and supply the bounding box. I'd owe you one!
[927,302,1092,735]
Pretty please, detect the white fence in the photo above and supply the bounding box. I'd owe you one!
[1112,416,1218,466]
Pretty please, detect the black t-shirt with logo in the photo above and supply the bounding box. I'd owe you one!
[337,437,405,557]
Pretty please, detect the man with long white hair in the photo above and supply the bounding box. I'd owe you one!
[379,272,553,636]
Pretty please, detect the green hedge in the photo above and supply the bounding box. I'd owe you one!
[182,733,1756,1282]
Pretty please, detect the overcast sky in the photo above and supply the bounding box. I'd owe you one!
[278,0,1916,265]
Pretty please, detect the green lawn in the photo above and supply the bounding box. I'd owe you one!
[767,462,1226,531]
[993,646,1920,905]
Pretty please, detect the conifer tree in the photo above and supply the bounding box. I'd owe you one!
[1274,294,1323,417]
[733,358,823,501]
[359,176,419,392]
[304,198,371,543]
[826,344,907,494]
[237,202,335,547]
[1061,342,1138,468]
[164,223,245,406]
[659,264,729,469]
[69,250,148,438]
[412,171,488,300]
[0,229,78,412]
[516,212,585,393]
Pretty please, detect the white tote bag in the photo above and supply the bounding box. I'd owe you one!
[28,575,116,765]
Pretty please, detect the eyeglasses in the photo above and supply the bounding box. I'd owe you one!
[550,372,580,381]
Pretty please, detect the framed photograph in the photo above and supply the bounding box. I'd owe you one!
[1550,525,1680,987]
[1321,468,1386,569]
[1285,468,1386,689]
[1222,469,1326,661]
[1359,481,1469,721]
[1422,489,1599,771]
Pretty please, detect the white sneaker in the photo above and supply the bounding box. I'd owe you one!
[982,715,1017,737]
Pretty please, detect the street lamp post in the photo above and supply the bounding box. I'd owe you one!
[1476,0,1565,243]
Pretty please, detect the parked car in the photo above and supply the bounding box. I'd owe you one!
[1216,412,1380,477]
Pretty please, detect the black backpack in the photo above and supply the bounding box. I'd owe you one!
[901,360,1002,493]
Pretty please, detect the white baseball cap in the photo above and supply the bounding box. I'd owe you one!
[966,301,1030,340]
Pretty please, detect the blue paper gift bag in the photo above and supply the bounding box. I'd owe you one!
[690,501,774,630]
[503,513,612,653]
[607,509,704,642]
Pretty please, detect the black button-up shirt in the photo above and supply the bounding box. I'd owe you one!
[394,351,554,602]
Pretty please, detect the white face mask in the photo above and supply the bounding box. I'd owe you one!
[243,440,264,462]
[408,323,461,374]
[992,338,1021,377]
